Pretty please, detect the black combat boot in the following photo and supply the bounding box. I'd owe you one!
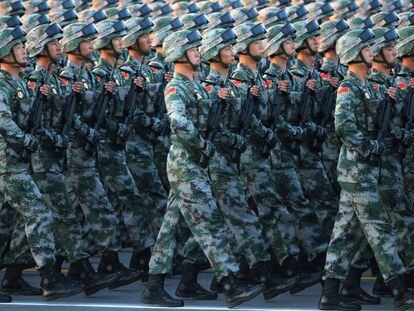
[373,275,393,297]
[252,261,299,301]
[141,274,184,307]
[403,270,414,289]
[341,267,380,305]
[0,292,11,303]
[388,276,414,311]
[287,255,322,295]
[318,278,361,310]
[1,266,42,295]
[210,275,224,293]
[98,251,143,289]
[221,272,263,308]
[129,247,151,282]
[175,263,217,300]
[68,258,119,296]
[38,265,83,301]
[54,255,66,274]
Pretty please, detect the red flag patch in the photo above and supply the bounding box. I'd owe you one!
[166,87,176,96]
[61,77,68,84]
[321,73,330,79]
[122,72,129,79]
[204,85,212,93]
[231,79,244,85]
[149,66,157,73]
[338,87,349,94]
[374,84,379,91]
[263,80,272,87]
[28,81,36,90]
[398,82,407,89]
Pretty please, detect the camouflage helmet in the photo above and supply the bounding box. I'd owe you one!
[123,17,154,48]
[152,16,183,47]
[358,0,382,16]
[383,0,404,13]
[93,19,127,50]
[107,8,131,21]
[287,5,308,23]
[0,0,25,16]
[0,26,26,59]
[207,12,234,30]
[50,9,79,28]
[264,22,296,57]
[258,7,289,28]
[50,0,76,10]
[172,2,199,17]
[60,21,98,52]
[75,0,93,12]
[243,0,269,10]
[148,2,173,18]
[397,26,414,57]
[26,23,63,57]
[219,0,243,11]
[398,12,414,28]
[402,0,414,10]
[21,13,50,31]
[233,7,258,27]
[182,13,209,31]
[292,0,314,5]
[200,27,237,61]
[78,9,107,25]
[332,0,359,20]
[293,20,320,49]
[233,22,267,53]
[269,0,291,9]
[25,0,50,14]
[348,16,375,30]
[163,29,202,62]
[0,15,22,31]
[319,19,350,52]
[92,0,117,10]
[198,1,223,15]
[371,27,399,56]
[306,2,334,22]
[372,11,400,29]
[129,4,153,18]
[336,28,375,64]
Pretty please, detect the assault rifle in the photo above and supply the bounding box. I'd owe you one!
[399,72,414,157]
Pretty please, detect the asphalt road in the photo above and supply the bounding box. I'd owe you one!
[0,250,394,311]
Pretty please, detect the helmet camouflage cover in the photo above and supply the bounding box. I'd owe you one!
[293,20,320,49]
[123,17,154,48]
[336,28,375,64]
[0,26,26,59]
[264,22,297,56]
[26,23,63,57]
[152,16,183,47]
[397,26,414,57]
[318,19,350,52]
[163,29,202,62]
[61,21,98,52]
[93,19,127,50]
[200,27,237,61]
[371,27,399,56]
[233,22,267,53]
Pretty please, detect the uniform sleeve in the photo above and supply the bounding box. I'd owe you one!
[334,83,373,157]
[166,85,205,152]
[0,91,29,151]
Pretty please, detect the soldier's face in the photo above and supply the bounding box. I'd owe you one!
[46,40,62,60]
[79,39,94,58]
[380,45,397,65]
[11,43,26,64]
[219,45,236,65]
[138,33,152,54]
[248,40,264,57]
[111,37,122,54]
[282,39,295,56]
[361,45,374,65]
[306,36,319,53]
[186,47,201,66]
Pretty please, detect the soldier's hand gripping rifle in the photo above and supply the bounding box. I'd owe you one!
[60,61,85,137]
[199,65,233,167]
[85,57,118,152]
[311,61,344,152]
[260,62,289,157]
[231,63,262,165]
[290,55,321,155]
[116,56,146,145]
[22,62,52,160]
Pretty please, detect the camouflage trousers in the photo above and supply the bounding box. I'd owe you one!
[299,145,339,243]
[379,155,414,270]
[0,202,15,258]
[403,146,414,205]
[240,145,296,264]
[0,171,55,268]
[321,131,341,196]
[149,164,239,278]
[126,135,168,232]
[324,182,406,281]
[66,166,119,254]
[98,146,155,252]
[153,134,170,192]
[209,153,271,267]
[33,171,88,263]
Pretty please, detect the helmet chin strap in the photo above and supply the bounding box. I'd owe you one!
[1,49,26,67]
[350,51,372,68]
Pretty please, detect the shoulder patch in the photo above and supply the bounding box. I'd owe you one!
[166,87,176,96]
[338,87,349,94]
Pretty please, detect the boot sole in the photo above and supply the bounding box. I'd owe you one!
[226,286,263,308]
[108,274,142,290]
[290,277,321,295]
[344,297,381,305]
[318,303,361,311]
[43,287,84,301]
[372,290,393,298]
[141,296,184,307]
[264,278,299,301]
[175,291,218,300]
[1,288,42,296]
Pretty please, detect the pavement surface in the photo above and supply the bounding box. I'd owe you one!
[0,250,394,311]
